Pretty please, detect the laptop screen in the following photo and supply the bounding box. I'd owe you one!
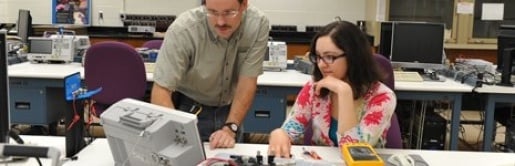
[64,72,101,101]
[64,72,81,101]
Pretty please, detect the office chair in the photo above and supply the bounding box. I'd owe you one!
[302,54,403,148]
[84,41,147,115]
[142,40,163,49]
[374,53,402,149]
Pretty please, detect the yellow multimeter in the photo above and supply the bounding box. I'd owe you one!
[341,142,384,166]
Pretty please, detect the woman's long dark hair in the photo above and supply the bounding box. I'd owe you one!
[310,21,382,99]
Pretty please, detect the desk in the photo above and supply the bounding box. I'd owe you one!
[395,80,473,150]
[1,135,67,166]
[7,62,83,125]
[63,138,515,166]
[245,70,310,133]
[474,84,515,151]
[6,136,515,166]
[6,62,307,133]
[8,62,473,151]
[7,62,149,125]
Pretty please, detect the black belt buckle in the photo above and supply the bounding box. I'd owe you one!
[188,104,203,115]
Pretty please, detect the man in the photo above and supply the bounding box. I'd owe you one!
[151,0,269,149]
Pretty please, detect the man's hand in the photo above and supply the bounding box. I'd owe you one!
[209,127,236,149]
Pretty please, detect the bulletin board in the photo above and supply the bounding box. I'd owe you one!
[52,0,91,25]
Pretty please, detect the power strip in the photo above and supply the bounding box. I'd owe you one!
[128,25,156,33]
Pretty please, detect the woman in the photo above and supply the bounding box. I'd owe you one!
[268,21,396,157]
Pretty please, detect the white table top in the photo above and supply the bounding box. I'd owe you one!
[258,70,311,87]
[473,84,515,94]
[8,62,157,81]
[7,62,83,79]
[395,78,474,93]
[8,62,476,92]
[1,135,67,166]
[6,135,515,166]
[7,62,309,87]
[64,138,515,166]
[206,143,515,166]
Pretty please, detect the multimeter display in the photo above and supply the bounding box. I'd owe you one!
[349,147,380,161]
[341,143,384,166]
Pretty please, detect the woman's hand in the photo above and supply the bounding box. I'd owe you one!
[268,128,292,158]
[313,76,352,96]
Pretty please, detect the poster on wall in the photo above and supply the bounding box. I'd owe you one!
[52,0,91,25]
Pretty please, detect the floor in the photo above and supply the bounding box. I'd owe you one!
[449,110,507,151]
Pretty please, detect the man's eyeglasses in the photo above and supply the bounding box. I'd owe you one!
[204,7,239,19]
[309,53,346,64]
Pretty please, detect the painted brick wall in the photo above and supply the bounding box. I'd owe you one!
[1,0,365,30]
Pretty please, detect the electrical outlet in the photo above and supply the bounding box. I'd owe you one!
[98,11,104,19]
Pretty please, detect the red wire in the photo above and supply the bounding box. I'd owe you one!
[67,96,80,131]
[91,100,97,117]
[85,100,97,129]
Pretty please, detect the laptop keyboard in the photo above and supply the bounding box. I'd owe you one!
[394,71,424,82]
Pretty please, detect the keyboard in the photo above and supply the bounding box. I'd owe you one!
[394,71,424,82]
[144,62,155,73]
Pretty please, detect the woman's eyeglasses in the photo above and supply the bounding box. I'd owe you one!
[309,53,346,64]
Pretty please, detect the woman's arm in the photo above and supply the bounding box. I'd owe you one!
[268,82,314,157]
[336,84,396,147]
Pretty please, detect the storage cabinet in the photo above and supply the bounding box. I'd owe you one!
[9,78,65,125]
[243,86,301,133]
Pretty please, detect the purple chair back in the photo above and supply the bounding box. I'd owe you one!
[84,41,147,115]
[374,54,403,149]
[303,54,402,148]
[374,54,395,90]
[142,40,163,49]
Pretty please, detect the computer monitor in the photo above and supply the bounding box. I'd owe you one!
[497,25,515,74]
[497,25,515,86]
[100,98,205,166]
[378,22,393,59]
[16,9,32,44]
[390,22,445,70]
[0,31,9,143]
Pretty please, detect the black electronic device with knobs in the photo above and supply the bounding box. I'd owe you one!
[224,151,295,166]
